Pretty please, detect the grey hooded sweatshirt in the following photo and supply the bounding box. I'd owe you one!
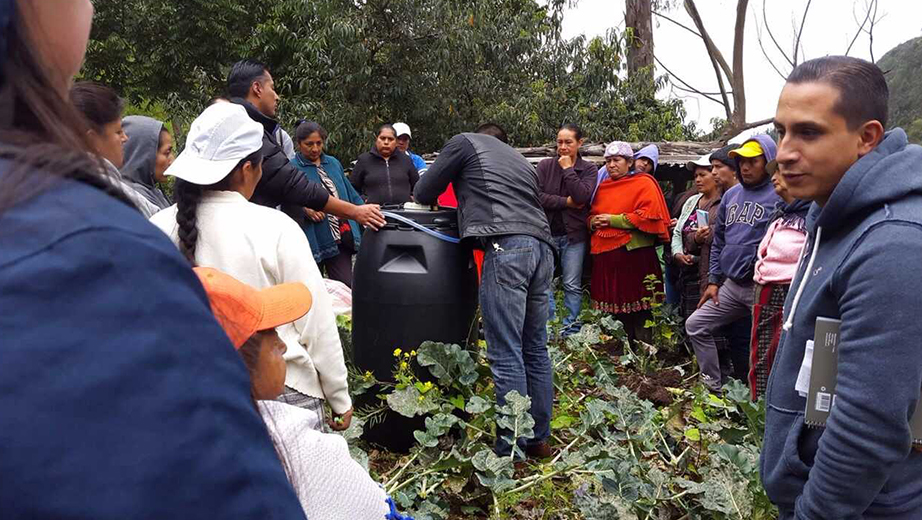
[760,129,922,519]
[122,116,172,212]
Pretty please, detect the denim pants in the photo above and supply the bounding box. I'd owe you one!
[547,235,587,332]
[480,235,554,456]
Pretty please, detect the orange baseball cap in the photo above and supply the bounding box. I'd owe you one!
[193,267,313,349]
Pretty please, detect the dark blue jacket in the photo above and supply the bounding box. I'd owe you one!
[761,129,922,519]
[291,152,364,263]
[0,164,305,519]
[708,134,781,284]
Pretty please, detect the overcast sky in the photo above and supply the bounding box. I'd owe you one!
[562,0,922,134]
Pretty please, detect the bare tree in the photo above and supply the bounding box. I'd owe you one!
[755,0,883,80]
[676,0,769,137]
[654,0,884,140]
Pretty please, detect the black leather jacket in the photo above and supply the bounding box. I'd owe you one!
[414,133,552,247]
[232,99,329,217]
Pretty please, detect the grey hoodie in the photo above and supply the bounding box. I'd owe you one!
[98,157,160,218]
[760,129,922,519]
[122,116,171,211]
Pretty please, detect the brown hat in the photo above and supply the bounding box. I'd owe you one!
[194,267,312,349]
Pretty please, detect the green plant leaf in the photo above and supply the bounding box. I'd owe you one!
[684,427,701,441]
[471,448,516,492]
[567,323,603,347]
[600,315,627,338]
[495,390,536,444]
[464,395,492,414]
[582,399,611,429]
[386,385,439,418]
[449,395,465,410]
[417,341,479,387]
[679,466,754,517]
[550,414,577,430]
[691,405,708,423]
[413,413,460,448]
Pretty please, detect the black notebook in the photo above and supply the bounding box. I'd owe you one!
[805,317,922,444]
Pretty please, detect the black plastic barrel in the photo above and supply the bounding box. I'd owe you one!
[352,206,478,452]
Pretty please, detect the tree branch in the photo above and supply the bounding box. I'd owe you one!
[654,54,726,107]
[755,20,789,81]
[683,0,733,119]
[792,0,813,66]
[671,84,733,96]
[845,0,874,56]
[762,0,794,68]
[719,117,775,141]
[866,0,879,63]
[683,0,733,83]
[652,10,700,38]
[735,117,775,133]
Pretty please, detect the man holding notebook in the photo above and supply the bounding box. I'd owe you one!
[761,56,922,519]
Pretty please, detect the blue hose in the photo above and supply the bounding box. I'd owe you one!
[380,211,461,244]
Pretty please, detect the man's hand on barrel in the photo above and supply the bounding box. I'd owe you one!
[352,204,386,231]
[328,407,353,431]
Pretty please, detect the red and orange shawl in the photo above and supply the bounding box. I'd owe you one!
[589,173,671,254]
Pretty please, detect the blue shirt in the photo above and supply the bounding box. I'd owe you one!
[0,164,305,519]
[408,151,427,173]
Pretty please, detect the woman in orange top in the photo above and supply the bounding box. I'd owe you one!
[589,141,671,343]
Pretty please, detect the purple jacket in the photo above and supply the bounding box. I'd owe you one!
[708,134,782,284]
[536,155,599,243]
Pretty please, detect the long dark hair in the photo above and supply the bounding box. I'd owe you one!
[0,7,133,216]
[70,82,124,132]
[173,149,263,265]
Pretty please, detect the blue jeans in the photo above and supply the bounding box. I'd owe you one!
[547,235,587,333]
[480,235,554,456]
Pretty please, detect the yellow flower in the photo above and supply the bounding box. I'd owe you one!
[418,395,425,402]
[364,370,373,379]
[410,350,417,357]
[393,348,402,357]
[400,361,408,370]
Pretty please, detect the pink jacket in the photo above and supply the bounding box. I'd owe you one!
[753,217,807,285]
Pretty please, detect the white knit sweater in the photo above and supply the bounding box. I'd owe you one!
[150,191,351,413]
[258,400,390,519]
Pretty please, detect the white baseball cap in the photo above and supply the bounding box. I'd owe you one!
[686,153,712,171]
[165,103,264,185]
[393,122,412,138]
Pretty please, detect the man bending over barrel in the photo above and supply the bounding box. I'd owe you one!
[414,124,555,459]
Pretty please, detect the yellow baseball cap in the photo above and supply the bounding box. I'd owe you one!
[729,140,764,158]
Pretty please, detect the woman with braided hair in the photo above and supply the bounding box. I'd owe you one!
[0,1,306,517]
[151,102,353,432]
